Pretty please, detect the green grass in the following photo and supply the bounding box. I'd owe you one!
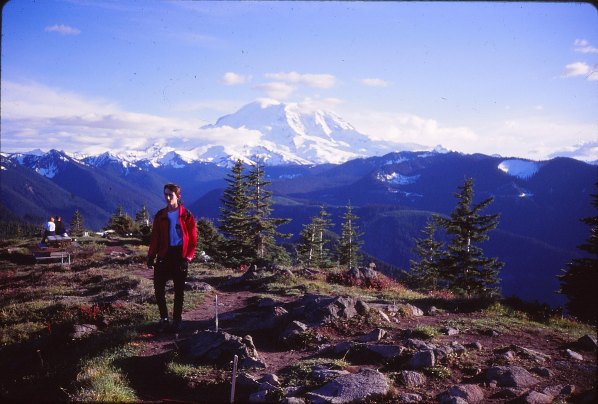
[166,355,229,385]
[447,302,595,341]
[73,343,141,402]
[411,325,440,340]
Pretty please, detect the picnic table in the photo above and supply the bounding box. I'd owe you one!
[46,235,72,248]
[33,236,74,265]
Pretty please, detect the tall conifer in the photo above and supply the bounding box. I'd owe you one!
[70,209,85,236]
[410,218,445,291]
[218,159,252,266]
[246,160,291,261]
[338,203,363,269]
[435,178,503,297]
[558,182,598,323]
[298,205,334,268]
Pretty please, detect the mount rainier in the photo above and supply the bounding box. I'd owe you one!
[31,100,427,168]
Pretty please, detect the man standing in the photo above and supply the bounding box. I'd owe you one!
[147,183,197,333]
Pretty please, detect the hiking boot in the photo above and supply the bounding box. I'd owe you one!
[170,319,182,333]
[157,318,169,333]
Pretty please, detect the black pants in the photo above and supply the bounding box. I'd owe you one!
[153,246,187,321]
[41,230,55,244]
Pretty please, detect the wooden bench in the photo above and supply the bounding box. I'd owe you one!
[32,249,71,265]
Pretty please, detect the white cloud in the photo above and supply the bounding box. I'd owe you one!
[561,62,591,78]
[0,80,207,154]
[361,78,390,87]
[341,106,597,161]
[44,24,81,35]
[549,140,598,162]
[253,81,296,100]
[574,38,598,54]
[265,72,336,89]
[222,72,250,85]
[346,109,477,149]
[299,96,345,112]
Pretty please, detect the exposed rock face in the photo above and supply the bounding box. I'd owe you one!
[305,368,389,403]
[186,330,266,369]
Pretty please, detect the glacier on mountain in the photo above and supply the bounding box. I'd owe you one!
[498,159,541,180]
[376,172,420,185]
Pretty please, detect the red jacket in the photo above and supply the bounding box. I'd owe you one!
[148,205,197,262]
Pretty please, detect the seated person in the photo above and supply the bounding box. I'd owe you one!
[55,216,67,237]
[41,217,56,244]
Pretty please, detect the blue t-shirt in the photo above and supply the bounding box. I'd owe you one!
[167,209,183,246]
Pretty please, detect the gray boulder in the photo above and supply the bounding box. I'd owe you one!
[299,295,363,324]
[398,370,426,387]
[400,303,424,317]
[280,320,309,344]
[576,334,597,351]
[305,368,389,404]
[441,384,484,403]
[69,324,98,339]
[517,390,553,404]
[407,349,435,370]
[186,330,266,369]
[398,392,423,402]
[486,366,539,388]
[356,328,387,342]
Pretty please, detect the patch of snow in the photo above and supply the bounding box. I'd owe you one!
[36,164,58,178]
[498,159,540,180]
[384,157,410,165]
[376,172,420,185]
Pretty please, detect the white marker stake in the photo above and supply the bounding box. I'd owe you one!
[230,354,238,403]
[215,294,219,332]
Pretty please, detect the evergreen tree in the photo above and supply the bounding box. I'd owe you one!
[558,182,598,323]
[134,205,151,237]
[410,218,445,291]
[218,160,252,266]
[70,209,85,236]
[338,203,363,269]
[297,205,334,268]
[197,217,226,262]
[246,160,291,262]
[435,178,503,297]
[297,222,317,266]
[106,205,135,236]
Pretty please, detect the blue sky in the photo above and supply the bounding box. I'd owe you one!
[1,0,597,161]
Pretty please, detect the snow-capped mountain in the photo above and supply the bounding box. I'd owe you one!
[202,99,399,164]
[70,100,425,168]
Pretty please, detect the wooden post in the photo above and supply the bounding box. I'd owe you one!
[215,294,219,332]
[230,354,238,403]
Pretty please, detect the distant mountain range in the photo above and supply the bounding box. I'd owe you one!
[1,101,596,307]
